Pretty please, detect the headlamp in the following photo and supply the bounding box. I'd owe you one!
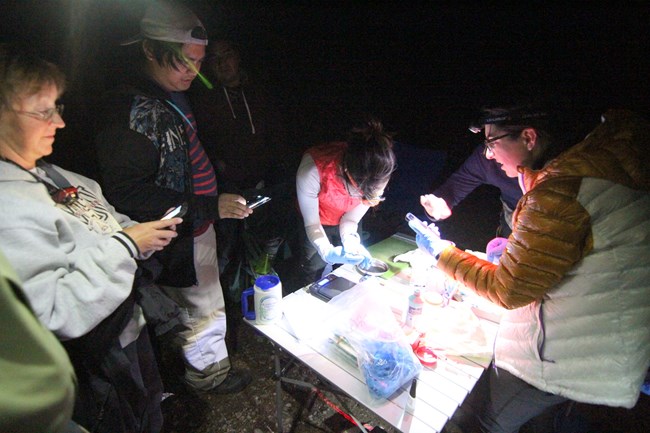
[469,109,548,134]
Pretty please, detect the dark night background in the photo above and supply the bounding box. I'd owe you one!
[2,3,650,430]
[3,1,649,158]
[2,1,649,246]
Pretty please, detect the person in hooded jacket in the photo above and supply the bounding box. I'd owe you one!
[189,39,298,312]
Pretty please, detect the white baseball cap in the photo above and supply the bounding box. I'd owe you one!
[121,0,208,46]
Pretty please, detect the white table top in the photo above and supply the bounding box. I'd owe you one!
[247,235,503,433]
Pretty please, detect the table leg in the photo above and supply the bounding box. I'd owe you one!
[271,343,369,433]
[273,344,285,433]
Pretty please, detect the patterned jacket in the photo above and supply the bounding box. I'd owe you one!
[437,110,650,408]
[95,77,220,287]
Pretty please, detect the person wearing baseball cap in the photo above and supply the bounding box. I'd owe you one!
[95,0,252,397]
[120,0,209,47]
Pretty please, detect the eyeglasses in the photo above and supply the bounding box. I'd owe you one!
[483,132,512,156]
[344,171,385,207]
[362,195,386,207]
[14,104,64,122]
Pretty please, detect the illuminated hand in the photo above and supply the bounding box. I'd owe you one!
[322,244,364,265]
[123,218,180,253]
[420,194,452,220]
[407,219,452,259]
[341,233,372,268]
[218,193,252,219]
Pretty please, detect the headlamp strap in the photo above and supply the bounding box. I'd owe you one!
[470,109,548,133]
[480,110,548,126]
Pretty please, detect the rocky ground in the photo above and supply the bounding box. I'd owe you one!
[160,319,406,433]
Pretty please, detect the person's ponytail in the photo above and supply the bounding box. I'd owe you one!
[342,117,396,200]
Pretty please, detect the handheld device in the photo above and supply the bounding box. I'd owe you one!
[405,212,432,236]
[247,195,271,209]
[161,203,188,220]
[309,274,357,302]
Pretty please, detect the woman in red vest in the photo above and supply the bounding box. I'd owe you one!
[296,118,396,286]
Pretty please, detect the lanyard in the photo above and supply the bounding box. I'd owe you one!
[165,99,196,132]
[2,158,78,204]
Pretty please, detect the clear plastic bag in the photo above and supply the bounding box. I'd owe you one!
[327,281,422,400]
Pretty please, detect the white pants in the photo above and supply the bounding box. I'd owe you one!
[161,225,230,390]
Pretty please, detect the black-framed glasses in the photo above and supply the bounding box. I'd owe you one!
[14,104,64,122]
[483,132,512,156]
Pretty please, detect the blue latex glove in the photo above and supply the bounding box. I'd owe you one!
[341,233,373,268]
[356,247,373,269]
[407,218,452,258]
[323,245,365,265]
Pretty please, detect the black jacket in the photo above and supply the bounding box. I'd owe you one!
[94,76,220,287]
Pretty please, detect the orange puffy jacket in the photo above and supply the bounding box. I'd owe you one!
[438,110,650,408]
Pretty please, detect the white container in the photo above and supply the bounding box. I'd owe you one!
[405,289,424,330]
[242,275,283,325]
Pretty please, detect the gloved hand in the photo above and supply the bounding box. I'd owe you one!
[486,237,508,264]
[321,244,365,265]
[341,233,373,268]
[407,218,453,259]
[420,194,452,220]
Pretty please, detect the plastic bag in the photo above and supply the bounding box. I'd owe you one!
[327,281,421,400]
